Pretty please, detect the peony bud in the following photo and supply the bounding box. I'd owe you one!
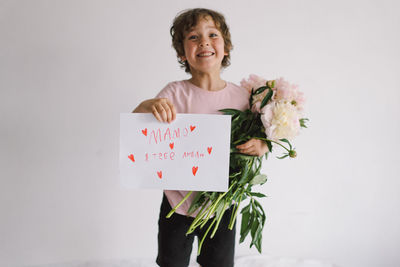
[267,80,275,88]
[289,150,297,158]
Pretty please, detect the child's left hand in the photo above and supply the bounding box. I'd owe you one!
[236,139,269,157]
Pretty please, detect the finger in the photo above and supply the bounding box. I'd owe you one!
[237,143,253,153]
[239,143,261,155]
[236,143,248,149]
[155,104,168,122]
[247,149,262,156]
[169,102,177,122]
[236,140,253,150]
[162,99,176,122]
[240,147,256,155]
[261,142,270,153]
[151,106,163,122]
[154,104,168,122]
[161,102,173,123]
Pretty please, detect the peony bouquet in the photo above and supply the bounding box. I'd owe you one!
[167,74,308,254]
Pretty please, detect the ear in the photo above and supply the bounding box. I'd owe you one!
[180,55,187,62]
[224,48,229,56]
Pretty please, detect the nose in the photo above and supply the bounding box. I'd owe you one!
[199,37,209,47]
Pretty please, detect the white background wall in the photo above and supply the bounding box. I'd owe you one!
[1,0,399,267]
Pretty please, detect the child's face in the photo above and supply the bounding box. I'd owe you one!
[181,16,227,75]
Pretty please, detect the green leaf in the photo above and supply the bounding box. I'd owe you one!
[250,218,260,247]
[206,191,218,201]
[253,86,268,95]
[279,138,293,150]
[232,187,243,201]
[249,205,264,252]
[254,222,262,245]
[254,157,263,175]
[240,203,251,237]
[255,229,263,253]
[266,141,273,153]
[250,174,267,185]
[240,212,250,237]
[240,202,251,215]
[253,199,266,222]
[219,108,242,116]
[248,192,267,198]
[238,162,251,185]
[187,192,205,215]
[232,115,243,125]
[300,118,309,128]
[240,211,253,243]
[260,89,274,109]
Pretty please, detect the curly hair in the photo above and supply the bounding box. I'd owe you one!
[170,8,233,73]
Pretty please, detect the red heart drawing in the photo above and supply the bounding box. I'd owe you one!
[192,166,198,176]
[141,128,147,136]
[128,154,135,162]
[190,125,196,132]
[207,147,212,154]
[169,143,174,150]
[157,171,162,179]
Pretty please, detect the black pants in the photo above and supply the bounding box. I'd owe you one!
[156,194,236,267]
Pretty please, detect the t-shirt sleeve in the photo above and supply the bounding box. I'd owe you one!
[155,83,174,99]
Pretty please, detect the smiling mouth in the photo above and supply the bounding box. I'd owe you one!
[197,52,215,57]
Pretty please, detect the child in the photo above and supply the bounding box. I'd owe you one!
[133,8,268,267]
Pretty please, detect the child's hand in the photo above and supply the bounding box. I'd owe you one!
[236,139,269,157]
[133,98,176,123]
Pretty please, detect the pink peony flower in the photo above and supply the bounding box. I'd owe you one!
[294,91,306,112]
[240,74,267,93]
[251,101,261,113]
[273,77,305,112]
[260,102,274,131]
[273,78,296,101]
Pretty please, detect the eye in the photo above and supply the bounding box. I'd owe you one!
[188,35,198,40]
[210,33,218,37]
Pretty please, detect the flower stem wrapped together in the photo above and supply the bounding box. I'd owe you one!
[168,75,308,254]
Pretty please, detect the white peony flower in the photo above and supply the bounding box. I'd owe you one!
[261,101,300,141]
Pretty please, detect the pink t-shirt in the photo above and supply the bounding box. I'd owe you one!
[156,80,249,216]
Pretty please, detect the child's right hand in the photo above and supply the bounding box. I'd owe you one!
[133,98,176,123]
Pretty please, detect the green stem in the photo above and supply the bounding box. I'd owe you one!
[166,191,193,218]
[229,192,243,230]
[189,197,210,218]
[210,201,229,238]
[187,201,214,234]
[232,138,250,145]
[197,216,217,255]
[190,181,237,232]
[254,137,291,152]
[189,192,226,233]
[199,196,223,229]
[200,182,237,227]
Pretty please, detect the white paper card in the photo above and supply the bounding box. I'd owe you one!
[119,113,231,191]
